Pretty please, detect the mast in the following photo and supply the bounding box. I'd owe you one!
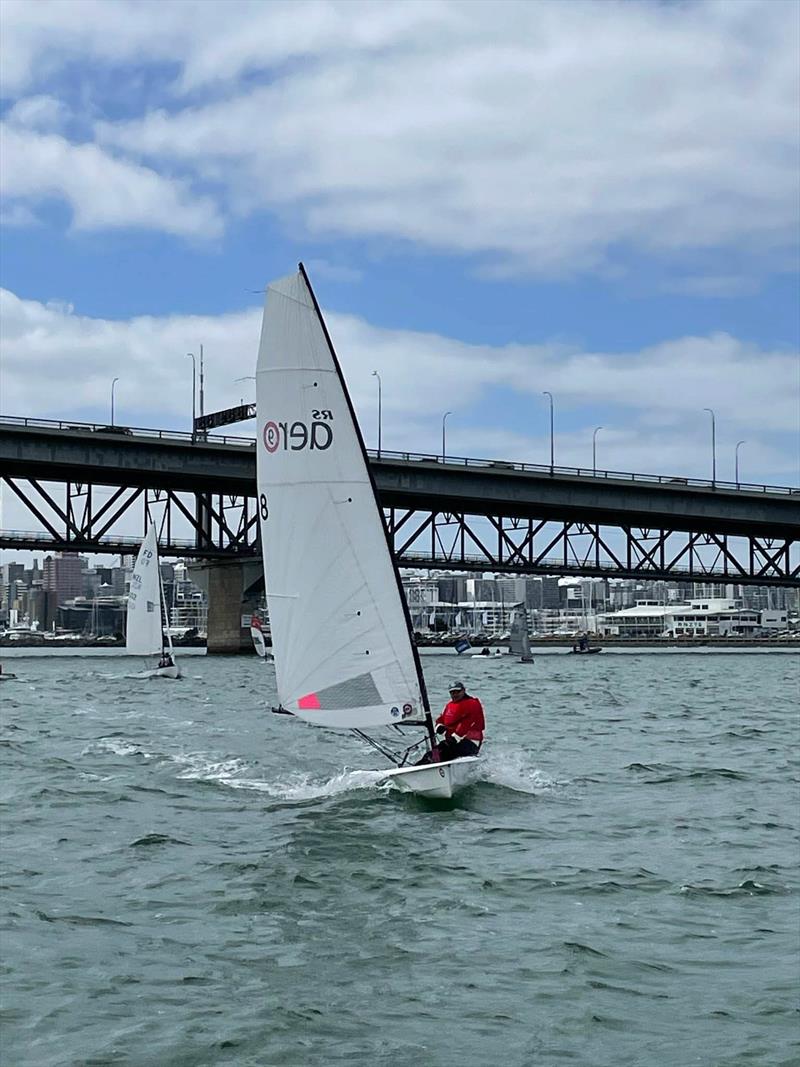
[297,262,437,749]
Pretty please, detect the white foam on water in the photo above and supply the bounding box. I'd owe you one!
[194,764,389,800]
[172,752,249,781]
[83,737,158,759]
[478,748,565,795]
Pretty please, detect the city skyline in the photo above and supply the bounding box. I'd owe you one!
[3,550,795,640]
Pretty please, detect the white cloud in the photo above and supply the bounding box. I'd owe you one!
[1,287,796,485]
[0,0,451,95]
[1,0,796,275]
[0,0,187,95]
[0,123,222,237]
[5,93,69,131]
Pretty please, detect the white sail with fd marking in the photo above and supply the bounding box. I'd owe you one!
[126,525,163,656]
[255,268,425,729]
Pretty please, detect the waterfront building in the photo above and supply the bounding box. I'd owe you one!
[597,598,785,638]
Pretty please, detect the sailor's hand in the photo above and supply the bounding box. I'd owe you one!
[435,724,446,735]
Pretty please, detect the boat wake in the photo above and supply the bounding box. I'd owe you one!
[477,749,565,795]
[172,752,389,800]
[83,736,562,802]
[192,764,389,800]
[82,737,390,800]
[227,767,390,800]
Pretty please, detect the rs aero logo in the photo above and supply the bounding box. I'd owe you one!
[263,409,333,453]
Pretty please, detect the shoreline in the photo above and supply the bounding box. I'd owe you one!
[2,636,798,652]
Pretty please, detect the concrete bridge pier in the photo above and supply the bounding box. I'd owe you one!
[189,558,264,654]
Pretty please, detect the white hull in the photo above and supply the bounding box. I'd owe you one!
[0,674,17,681]
[127,665,181,680]
[383,756,480,799]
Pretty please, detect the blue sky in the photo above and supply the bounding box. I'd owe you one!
[1,0,798,492]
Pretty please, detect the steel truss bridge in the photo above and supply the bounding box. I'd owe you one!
[1,417,798,587]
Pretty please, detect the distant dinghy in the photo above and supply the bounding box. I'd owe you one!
[125,526,180,680]
[509,604,534,663]
[250,614,270,659]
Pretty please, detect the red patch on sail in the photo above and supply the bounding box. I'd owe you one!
[297,693,321,710]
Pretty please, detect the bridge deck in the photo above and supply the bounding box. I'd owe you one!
[1,419,797,540]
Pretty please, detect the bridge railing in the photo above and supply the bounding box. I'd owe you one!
[0,415,254,447]
[370,450,799,495]
[0,529,205,551]
[2,414,797,495]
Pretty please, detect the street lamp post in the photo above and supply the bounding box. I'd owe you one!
[442,411,452,462]
[187,353,196,436]
[199,343,205,421]
[703,407,716,487]
[592,426,603,475]
[542,391,554,474]
[735,440,746,485]
[110,377,120,426]
[372,370,382,458]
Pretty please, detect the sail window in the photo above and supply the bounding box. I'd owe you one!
[312,672,382,710]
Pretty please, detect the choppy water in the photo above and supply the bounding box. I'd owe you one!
[1,652,798,1067]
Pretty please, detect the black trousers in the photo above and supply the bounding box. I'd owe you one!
[417,738,480,765]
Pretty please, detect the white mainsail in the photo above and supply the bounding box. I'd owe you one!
[126,526,164,656]
[509,603,533,662]
[256,268,426,729]
[250,614,267,658]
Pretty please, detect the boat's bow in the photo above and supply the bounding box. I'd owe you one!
[382,755,481,799]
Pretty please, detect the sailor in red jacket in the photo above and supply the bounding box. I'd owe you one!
[433,680,485,762]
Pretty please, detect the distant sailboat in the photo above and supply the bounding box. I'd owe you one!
[125,526,180,679]
[509,603,534,663]
[250,613,269,659]
[570,581,602,653]
[255,265,479,798]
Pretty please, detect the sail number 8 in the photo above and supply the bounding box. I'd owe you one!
[260,494,269,520]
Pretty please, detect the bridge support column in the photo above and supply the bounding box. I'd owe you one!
[190,559,264,654]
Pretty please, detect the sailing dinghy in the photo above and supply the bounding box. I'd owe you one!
[509,604,534,663]
[250,613,268,658]
[125,526,180,679]
[255,265,479,799]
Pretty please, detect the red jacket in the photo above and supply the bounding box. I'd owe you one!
[436,695,485,743]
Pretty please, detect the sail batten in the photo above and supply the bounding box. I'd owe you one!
[256,268,426,730]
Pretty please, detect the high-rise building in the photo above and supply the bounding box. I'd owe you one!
[42,553,85,601]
